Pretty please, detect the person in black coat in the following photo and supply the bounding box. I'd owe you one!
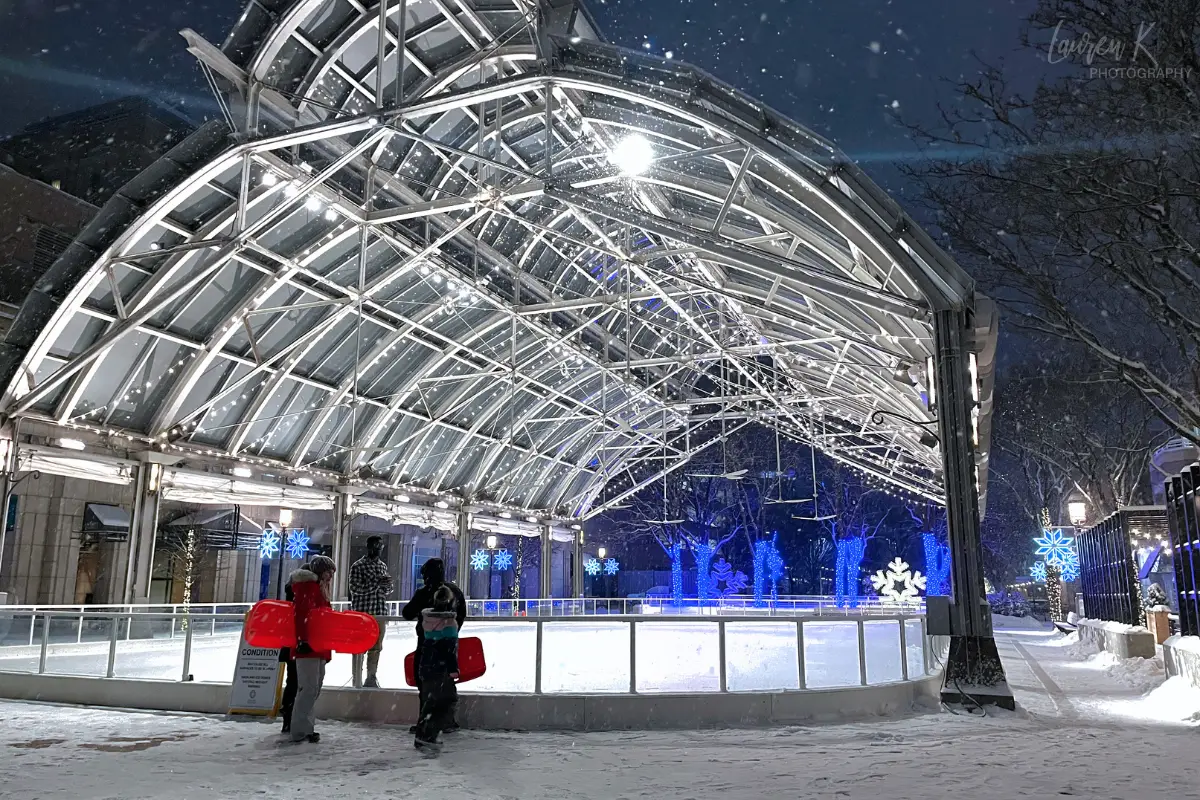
[278,564,306,734]
[402,558,465,731]
[413,586,460,749]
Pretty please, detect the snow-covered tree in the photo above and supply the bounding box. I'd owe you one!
[908,0,1200,447]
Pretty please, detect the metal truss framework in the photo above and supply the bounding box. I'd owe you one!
[0,0,993,519]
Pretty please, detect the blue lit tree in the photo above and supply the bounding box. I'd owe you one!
[669,541,684,606]
[618,449,745,606]
[922,533,951,597]
[693,541,718,603]
[818,467,897,608]
[753,535,787,607]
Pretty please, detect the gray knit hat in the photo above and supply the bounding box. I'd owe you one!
[308,555,336,576]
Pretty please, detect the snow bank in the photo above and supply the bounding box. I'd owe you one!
[1138,676,1200,723]
[1077,617,1149,634]
[1097,651,1167,694]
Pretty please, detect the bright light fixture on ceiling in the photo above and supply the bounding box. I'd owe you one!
[57,438,86,451]
[232,466,253,478]
[609,133,654,176]
[293,477,314,487]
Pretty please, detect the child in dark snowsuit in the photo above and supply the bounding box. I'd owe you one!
[414,586,459,749]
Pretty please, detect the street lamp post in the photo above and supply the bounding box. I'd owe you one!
[274,509,294,600]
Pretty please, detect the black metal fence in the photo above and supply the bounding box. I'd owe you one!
[1165,468,1200,637]
[1077,508,1166,626]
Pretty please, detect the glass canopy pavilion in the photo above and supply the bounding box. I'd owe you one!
[0,0,997,683]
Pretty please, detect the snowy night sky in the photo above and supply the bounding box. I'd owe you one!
[0,0,1045,193]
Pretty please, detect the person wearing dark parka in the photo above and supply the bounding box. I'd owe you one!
[402,558,465,731]
[278,562,308,734]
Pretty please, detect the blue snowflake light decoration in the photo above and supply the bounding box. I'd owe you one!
[493,549,514,571]
[1058,550,1080,582]
[1034,529,1076,565]
[1030,562,1048,583]
[258,530,281,559]
[584,557,602,576]
[711,558,749,598]
[470,549,491,571]
[603,557,620,575]
[285,530,310,560]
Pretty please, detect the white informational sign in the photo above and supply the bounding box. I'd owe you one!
[228,631,282,716]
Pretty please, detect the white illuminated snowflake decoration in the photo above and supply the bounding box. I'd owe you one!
[584,557,602,576]
[870,558,927,604]
[470,549,490,571]
[258,530,281,559]
[492,549,514,571]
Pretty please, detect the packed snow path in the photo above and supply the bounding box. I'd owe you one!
[2,624,1198,800]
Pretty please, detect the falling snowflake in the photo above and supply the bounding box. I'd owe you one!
[493,549,514,571]
[1030,562,1048,583]
[258,530,281,559]
[470,549,490,571]
[584,557,602,576]
[870,557,927,604]
[603,558,620,575]
[285,530,310,560]
[1033,530,1076,566]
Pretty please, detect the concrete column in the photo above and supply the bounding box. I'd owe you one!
[456,511,470,596]
[572,529,584,598]
[332,492,352,601]
[126,465,161,604]
[540,524,553,598]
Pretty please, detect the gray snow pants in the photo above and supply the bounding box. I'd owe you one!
[290,658,326,741]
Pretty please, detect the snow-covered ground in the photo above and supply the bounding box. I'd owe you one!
[0,618,925,692]
[2,627,1198,799]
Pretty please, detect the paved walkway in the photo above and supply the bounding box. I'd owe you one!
[1,623,1197,800]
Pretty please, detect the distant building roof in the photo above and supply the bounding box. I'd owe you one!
[0,96,198,207]
[3,95,197,140]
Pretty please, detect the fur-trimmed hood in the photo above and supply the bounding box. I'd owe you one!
[289,568,319,584]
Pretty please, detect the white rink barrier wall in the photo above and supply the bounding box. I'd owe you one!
[0,608,947,730]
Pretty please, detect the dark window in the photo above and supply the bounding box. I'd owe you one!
[32,225,75,272]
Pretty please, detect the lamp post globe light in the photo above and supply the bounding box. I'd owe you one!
[1068,501,1087,527]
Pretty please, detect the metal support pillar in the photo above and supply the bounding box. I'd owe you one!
[332,492,353,601]
[540,524,553,598]
[127,462,162,603]
[456,511,471,596]
[933,306,1012,709]
[572,528,584,598]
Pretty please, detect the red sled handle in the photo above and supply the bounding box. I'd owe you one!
[404,637,486,686]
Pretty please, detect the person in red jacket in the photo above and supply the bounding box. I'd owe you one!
[289,555,335,743]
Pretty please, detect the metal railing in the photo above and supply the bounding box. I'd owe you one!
[0,607,944,695]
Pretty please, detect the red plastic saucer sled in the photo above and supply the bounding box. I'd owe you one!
[403,637,486,686]
[243,599,379,655]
